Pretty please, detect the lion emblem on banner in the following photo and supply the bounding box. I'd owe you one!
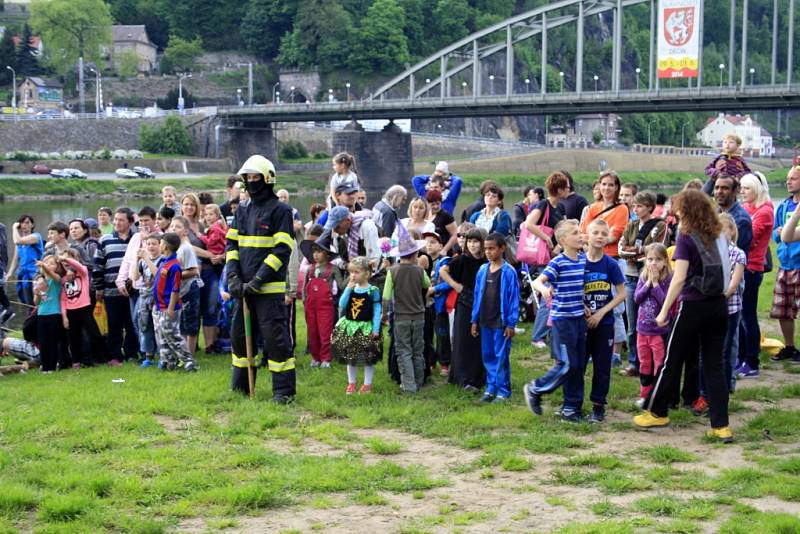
[663,7,694,46]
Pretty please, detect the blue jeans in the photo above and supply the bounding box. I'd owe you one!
[624,275,640,366]
[200,268,220,326]
[530,290,551,343]
[530,317,587,412]
[741,270,763,370]
[179,283,201,336]
[135,296,156,356]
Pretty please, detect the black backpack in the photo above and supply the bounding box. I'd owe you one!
[687,234,731,297]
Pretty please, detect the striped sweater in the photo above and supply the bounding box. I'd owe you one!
[92,231,133,297]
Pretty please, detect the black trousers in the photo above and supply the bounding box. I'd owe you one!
[230,296,295,398]
[647,297,729,428]
[38,314,67,371]
[105,295,138,361]
[66,305,107,366]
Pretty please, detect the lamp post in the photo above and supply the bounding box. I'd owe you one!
[559,71,564,92]
[749,67,755,86]
[6,65,16,118]
[272,82,279,104]
[89,67,101,116]
[178,72,191,112]
[635,67,641,90]
[489,74,495,95]
[328,88,333,102]
[680,121,691,150]
[461,81,467,96]
[345,82,351,102]
[593,74,599,92]
[524,78,530,94]
[424,78,430,98]
[647,119,657,147]
[237,88,243,106]
[719,63,725,87]
[290,85,295,103]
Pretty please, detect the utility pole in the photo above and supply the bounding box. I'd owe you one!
[79,56,85,114]
[248,62,253,105]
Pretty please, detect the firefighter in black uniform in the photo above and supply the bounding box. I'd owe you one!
[225,155,296,403]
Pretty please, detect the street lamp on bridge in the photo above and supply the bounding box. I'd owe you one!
[680,121,691,150]
[593,74,599,92]
[489,74,495,95]
[290,86,295,103]
[524,78,530,93]
[635,67,641,90]
[462,81,467,96]
[272,82,279,104]
[559,71,564,92]
[346,82,351,102]
[275,90,280,104]
[719,64,725,87]
[647,119,657,147]
[749,68,755,86]
[424,78,430,98]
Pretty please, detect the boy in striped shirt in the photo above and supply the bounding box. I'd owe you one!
[525,219,588,422]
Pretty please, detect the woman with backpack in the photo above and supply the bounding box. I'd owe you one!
[633,190,733,443]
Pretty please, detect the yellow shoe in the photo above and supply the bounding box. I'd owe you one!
[633,411,670,428]
[707,427,734,443]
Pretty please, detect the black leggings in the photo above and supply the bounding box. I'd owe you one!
[66,305,107,366]
[647,297,729,428]
[38,314,67,371]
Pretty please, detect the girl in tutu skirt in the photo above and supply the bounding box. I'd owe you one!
[331,256,383,394]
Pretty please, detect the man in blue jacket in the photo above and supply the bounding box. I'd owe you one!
[471,232,519,403]
[412,161,462,216]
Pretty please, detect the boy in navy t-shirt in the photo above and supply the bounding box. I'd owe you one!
[583,219,626,423]
[525,219,587,422]
[149,233,197,372]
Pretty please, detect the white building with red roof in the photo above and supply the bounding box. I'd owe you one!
[697,113,774,157]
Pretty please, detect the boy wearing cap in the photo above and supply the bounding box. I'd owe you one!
[383,223,431,393]
[425,231,452,375]
[412,161,463,216]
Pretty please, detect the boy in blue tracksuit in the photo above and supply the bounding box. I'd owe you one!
[471,232,519,403]
[525,219,588,422]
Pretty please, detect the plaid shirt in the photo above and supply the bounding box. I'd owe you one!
[727,243,746,315]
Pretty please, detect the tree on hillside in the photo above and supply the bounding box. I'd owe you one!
[432,0,470,50]
[277,0,353,71]
[159,36,202,74]
[240,0,296,60]
[350,0,410,75]
[29,0,112,73]
[0,31,16,85]
[107,0,170,49]
[156,87,197,109]
[152,0,245,51]
[15,24,43,76]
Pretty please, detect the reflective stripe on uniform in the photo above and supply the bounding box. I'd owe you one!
[273,232,295,249]
[226,250,240,261]
[231,352,250,368]
[264,254,282,271]
[254,281,286,294]
[238,235,275,248]
[267,357,296,372]
[226,228,239,240]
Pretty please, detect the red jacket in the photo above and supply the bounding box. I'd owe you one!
[744,201,774,272]
[200,221,227,255]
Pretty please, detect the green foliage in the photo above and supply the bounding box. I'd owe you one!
[591,130,603,145]
[277,0,353,71]
[108,0,170,49]
[139,116,192,155]
[241,0,296,60]
[156,87,197,110]
[29,0,113,73]
[349,0,410,75]
[279,140,309,160]
[432,0,470,50]
[0,30,17,85]
[15,23,43,76]
[117,49,140,80]
[154,0,246,51]
[160,36,202,74]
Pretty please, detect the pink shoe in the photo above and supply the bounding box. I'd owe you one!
[71,363,81,370]
[359,384,373,394]
[108,359,123,367]
[346,383,356,395]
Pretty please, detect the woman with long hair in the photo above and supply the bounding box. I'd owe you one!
[579,171,629,258]
[633,190,733,443]
[736,172,774,378]
[392,198,435,247]
[7,214,44,306]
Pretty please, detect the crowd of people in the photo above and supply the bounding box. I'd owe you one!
[2,137,798,443]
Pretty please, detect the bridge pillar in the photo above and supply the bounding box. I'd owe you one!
[332,121,413,200]
[218,120,278,169]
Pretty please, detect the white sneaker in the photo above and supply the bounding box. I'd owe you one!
[514,327,526,335]
[532,341,547,349]
[320,361,331,368]
[310,360,321,368]
[635,398,646,409]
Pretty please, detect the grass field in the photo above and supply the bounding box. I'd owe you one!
[0,252,799,533]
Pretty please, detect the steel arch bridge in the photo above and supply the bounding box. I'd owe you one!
[219,0,798,123]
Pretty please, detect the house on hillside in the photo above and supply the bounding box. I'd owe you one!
[697,113,774,157]
[107,25,158,74]
[19,76,63,110]
[574,114,619,144]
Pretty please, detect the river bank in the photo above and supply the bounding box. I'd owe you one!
[0,168,790,201]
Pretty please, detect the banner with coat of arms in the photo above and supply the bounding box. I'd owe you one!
[657,0,701,78]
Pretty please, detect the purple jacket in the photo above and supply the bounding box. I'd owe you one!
[634,275,672,336]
